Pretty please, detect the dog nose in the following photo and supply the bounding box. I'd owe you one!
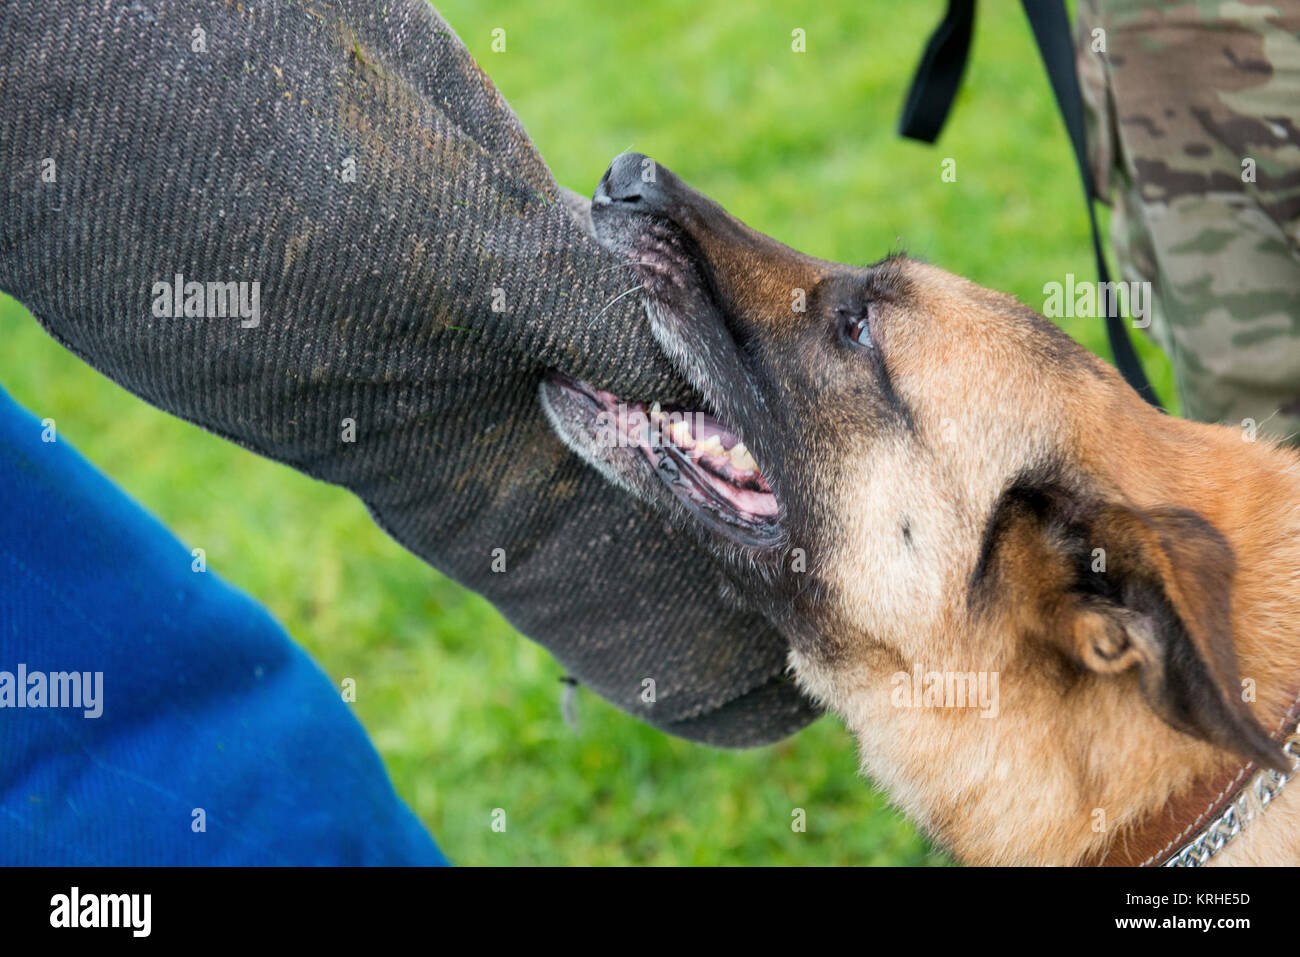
[594,151,663,207]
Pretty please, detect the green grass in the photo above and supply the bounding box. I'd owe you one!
[0,0,1172,865]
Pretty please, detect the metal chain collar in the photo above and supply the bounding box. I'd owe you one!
[1163,734,1300,867]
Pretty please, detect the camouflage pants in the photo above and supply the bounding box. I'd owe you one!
[1076,0,1300,443]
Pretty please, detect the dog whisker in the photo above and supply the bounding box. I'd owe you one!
[587,284,643,326]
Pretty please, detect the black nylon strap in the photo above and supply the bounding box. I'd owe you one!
[1020,0,1161,408]
[897,0,976,144]
[899,0,1162,408]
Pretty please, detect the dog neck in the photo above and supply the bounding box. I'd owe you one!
[795,413,1300,866]
[1087,690,1300,866]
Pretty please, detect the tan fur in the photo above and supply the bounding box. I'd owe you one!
[790,262,1300,866]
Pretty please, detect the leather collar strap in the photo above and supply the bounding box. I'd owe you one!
[1089,691,1300,867]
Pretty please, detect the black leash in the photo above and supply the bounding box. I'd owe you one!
[898,0,1163,409]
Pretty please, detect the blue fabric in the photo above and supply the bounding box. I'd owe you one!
[0,386,447,865]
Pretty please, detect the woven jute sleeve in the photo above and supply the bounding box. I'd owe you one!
[0,0,818,744]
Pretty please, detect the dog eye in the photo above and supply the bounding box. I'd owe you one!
[848,314,873,349]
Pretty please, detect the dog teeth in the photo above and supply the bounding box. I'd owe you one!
[669,420,693,446]
[649,402,663,421]
[728,443,757,472]
[696,435,725,457]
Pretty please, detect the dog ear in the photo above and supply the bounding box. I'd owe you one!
[973,481,1287,771]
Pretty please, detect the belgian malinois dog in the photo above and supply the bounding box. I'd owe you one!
[541,153,1300,866]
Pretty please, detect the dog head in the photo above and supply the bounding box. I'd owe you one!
[541,153,1289,797]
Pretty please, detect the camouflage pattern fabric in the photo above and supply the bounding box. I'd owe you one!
[1076,0,1300,443]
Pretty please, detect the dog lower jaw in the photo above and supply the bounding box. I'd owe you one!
[540,373,784,550]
